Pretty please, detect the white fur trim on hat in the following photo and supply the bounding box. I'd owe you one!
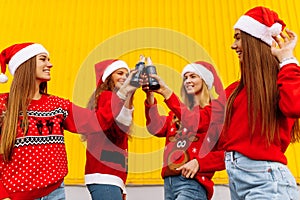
[234,15,282,46]
[181,63,214,90]
[102,60,130,82]
[8,44,49,75]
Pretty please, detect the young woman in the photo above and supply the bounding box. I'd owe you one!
[221,6,300,199]
[143,60,225,200]
[0,43,135,200]
[84,59,137,200]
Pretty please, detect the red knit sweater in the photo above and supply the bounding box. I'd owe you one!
[220,63,300,164]
[145,93,225,200]
[0,93,101,200]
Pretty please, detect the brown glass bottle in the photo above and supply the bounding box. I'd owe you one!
[145,57,160,90]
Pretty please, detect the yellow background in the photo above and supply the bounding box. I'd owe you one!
[0,0,299,185]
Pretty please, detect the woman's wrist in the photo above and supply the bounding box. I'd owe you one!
[279,56,299,68]
[161,86,173,100]
[116,88,128,100]
[146,92,155,105]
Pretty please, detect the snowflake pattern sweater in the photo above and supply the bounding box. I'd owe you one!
[0,93,103,200]
[145,93,225,200]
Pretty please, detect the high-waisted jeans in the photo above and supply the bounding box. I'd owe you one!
[225,151,299,200]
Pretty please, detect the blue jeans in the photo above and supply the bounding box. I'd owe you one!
[225,151,300,200]
[35,182,65,200]
[164,175,208,200]
[87,184,123,200]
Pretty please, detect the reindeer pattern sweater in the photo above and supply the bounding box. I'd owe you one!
[145,93,225,200]
[0,93,102,200]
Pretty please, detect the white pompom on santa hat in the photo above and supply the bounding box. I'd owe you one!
[234,6,286,46]
[0,42,49,83]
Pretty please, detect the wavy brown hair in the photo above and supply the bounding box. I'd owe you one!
[0,56,47,161]
[225,31,300,144]
[86,74,115,111]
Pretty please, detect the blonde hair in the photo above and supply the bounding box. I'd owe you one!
[0,56,47,161]
[180,78,211,110]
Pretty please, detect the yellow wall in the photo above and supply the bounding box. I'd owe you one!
[1,0,300,185]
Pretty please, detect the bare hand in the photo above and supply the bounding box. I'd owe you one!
[120,69,139,93]
[271,28,297,62]
[176,159,199,179]
[147,74,172,99]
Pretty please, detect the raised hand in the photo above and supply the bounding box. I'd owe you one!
[271,28,298,62]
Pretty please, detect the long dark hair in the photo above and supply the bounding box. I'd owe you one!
[225,31,300,144]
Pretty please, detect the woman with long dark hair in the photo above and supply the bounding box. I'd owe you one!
[222,6,300,199]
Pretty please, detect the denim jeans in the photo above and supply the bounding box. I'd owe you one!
[87,184,123,200]
[164,175,208,200]
[225,151,300,200]
[35,182,65,200]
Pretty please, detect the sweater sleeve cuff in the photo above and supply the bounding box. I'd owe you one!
[116,90,127,101]
[116,106,134,126]
[279,57,299,68]
[0,181,9,199]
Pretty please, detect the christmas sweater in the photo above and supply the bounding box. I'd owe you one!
[0,93,103,200]
[145,93,225,200]
[85,91,130,194]
[220,63,300,164]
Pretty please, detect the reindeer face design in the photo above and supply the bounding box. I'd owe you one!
[166,128,199,172]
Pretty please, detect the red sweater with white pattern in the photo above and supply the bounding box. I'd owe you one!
[145,93,225,200]
[220,63,300,164]
[0,93,102,200]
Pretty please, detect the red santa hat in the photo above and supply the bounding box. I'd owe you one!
[95,59,130,86]
[181,61,224,98]
[234,6,286,46]
[0,42,49,83]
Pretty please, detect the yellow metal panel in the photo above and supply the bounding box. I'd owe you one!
[1,0,300,186]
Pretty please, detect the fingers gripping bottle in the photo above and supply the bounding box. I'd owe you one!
[130,55,145,87]
[145,57,160,90]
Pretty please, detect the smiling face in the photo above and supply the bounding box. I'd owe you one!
[183,72,204,95]
[111,68,129,89]
[231,29,243,63]
[35,53,52,83]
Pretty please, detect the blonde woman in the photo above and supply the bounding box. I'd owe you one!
[144,61,225,200]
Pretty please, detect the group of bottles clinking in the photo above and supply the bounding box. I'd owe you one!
[130,55,160,90]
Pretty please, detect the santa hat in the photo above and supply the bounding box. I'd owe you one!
[234,6,286,46]
[181,62,214,90]
[0,42,49,83]
[181,61,224,98]
[95,59,130,86]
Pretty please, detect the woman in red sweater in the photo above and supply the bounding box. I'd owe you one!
[222,6,300,199]
[144,60,226,200]
[0,43,135,200]
[84,59,137,200]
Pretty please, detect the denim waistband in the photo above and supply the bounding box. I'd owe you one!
[225,151,243,161]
